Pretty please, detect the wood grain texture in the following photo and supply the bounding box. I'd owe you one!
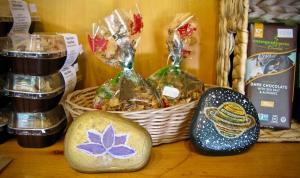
[0,139,300,178]
[23,0,219,88]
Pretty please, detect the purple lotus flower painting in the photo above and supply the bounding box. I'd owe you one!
[77,124,136,159]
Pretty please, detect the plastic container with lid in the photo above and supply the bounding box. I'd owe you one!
[0,17,40,37]
[2,72,65,112]
[0,0,41,37]
[0,34,67,75]
[7,105,67,148]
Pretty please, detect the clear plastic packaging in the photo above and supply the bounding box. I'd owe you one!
[7,105,65,131]
[3,72,64,98]
[0,34,67,75]
[7,106,67,148]
[148,14,204,107]
[0,0,40,37]
[1,34,66,58]
[88,8,161,111]
[0,0,40,22]
[2,73,65,112]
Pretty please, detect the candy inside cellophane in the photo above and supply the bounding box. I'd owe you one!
[88,8,161,111]
[88,8,143,67]
[148,14,204,107]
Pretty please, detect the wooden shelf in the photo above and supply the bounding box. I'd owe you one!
[1,138,300,177]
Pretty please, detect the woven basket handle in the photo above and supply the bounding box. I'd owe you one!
[249,0,300,24]
[217,0,249,94]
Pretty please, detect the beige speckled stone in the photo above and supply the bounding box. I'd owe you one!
[64,111,152,173]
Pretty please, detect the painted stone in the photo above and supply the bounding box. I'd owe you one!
[64,111,152,173]
[190,87,260,155]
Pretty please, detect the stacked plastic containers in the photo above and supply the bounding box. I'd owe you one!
[0,34,68,147]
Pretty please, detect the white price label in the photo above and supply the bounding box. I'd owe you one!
[162,86,180,99]
[59,33,82,69]
[29,3,37,13]
[8,0,31,34]
[60,65,77,104]
[277,29,293,38]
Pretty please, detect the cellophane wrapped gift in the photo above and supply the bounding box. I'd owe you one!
[148,14,204,107]
[88,8,161,111]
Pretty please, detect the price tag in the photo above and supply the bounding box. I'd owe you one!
[162,86,180,99]
[29,3,37,13]
[8,0,31,34]
[277,29,293,38]
[59,33,83,69]
[60,65,77,103]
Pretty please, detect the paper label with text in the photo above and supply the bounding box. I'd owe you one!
[59,33,83,68]
[8,0,31,34]
[60,65,77,103]
[162,86,180,99]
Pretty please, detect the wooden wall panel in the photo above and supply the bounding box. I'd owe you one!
[26,0,219,88]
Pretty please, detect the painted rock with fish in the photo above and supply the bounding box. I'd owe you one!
[190,87,260,155]
[64,111,152,172]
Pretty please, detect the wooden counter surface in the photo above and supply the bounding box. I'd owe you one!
[0,138,300,178]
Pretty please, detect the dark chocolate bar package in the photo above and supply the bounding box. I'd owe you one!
[245,23,298,129]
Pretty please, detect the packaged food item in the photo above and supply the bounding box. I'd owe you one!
[2,72,65,112]
[0,110,9,144]
[148,14,204,107]
[7,105,67,148]
[0,34,67,75]
[88,8,161,111]
[0,0,40,37]
[246,23,298,129]
[0,17,40,37]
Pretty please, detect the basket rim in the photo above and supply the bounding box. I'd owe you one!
[65,86,200,114]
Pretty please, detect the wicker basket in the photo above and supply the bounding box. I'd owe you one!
[64,87,202,146]
[217,0,300,142]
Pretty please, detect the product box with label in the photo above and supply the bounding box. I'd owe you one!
[245,23,298,129]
